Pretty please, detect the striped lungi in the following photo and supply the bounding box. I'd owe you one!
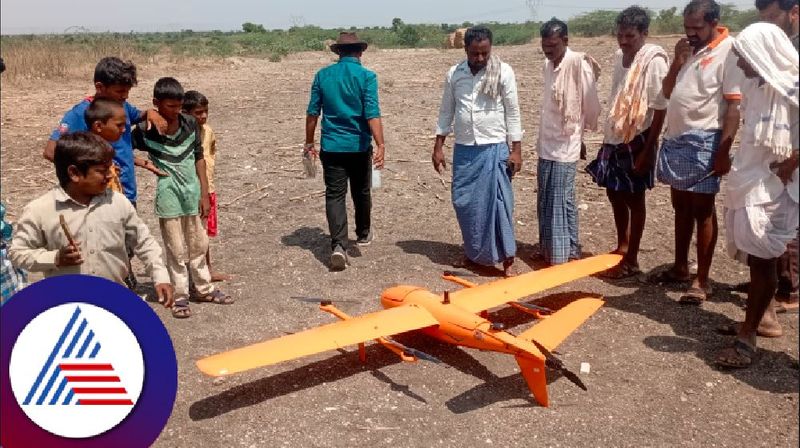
[537,159,580,265]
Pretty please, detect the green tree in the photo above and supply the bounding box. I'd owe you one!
[391,18,404,33]
[568,10,618,37]
[242,22,266,33]
[397,25,421,47]
[653,7,683,34]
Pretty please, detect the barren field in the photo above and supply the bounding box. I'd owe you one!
[1,36,798,447]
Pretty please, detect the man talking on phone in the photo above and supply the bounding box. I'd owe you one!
[433,26,523,277]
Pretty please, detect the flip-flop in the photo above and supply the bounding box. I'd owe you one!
[678,286,711,305]
[600,263,641,280]
[648,269,691,285]
[715,339,757,369]
[716,322,783,338]
[191,289,235,305]
[171,299,192,319]
[774,300,799,314]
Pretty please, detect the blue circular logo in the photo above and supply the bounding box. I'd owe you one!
[1,275,177,447]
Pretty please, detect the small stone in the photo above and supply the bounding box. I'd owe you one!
[580,362,591,374]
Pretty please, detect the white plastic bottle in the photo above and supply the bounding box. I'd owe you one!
[371,167,381,189]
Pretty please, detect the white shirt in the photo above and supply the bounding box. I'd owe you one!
[435,60,523,145]
[602,49,669,145]
[725,81,799,209]
[537,49,601,163]
[9,188,170,285]
[664,30,744,139]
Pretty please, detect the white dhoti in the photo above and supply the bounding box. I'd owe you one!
[725,190,799,263]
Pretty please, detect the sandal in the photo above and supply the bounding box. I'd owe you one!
[191,289,235,305]
[715,339,757,369]
[647,269,691,285]
[716,322,783,338]
[678,286,712,305]
[171,299,192,319]
[600,263,641,280]
[774,299,799,314]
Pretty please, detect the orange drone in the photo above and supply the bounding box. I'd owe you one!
[197,253,622,407]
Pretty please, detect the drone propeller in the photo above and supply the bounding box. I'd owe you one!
[515,302,554,315]
[442,270,478,278]
[291,296,362,305]
[384,337,443,364]
[529,339,587,391]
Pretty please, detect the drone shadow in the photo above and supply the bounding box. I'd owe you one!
[189,292,594,420]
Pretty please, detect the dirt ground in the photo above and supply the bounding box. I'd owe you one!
[1,36,798,447]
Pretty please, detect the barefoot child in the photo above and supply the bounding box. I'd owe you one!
[9,133,174,308]
[182,90,229,282]
[132,78,234,318]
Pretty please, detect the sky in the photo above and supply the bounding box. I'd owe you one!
[1,0,757,34]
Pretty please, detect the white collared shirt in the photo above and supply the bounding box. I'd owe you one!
[435,60,523,145]
[9,188,170,285]
[537,48,601,163]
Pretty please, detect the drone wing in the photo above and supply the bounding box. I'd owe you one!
[449,253,621,314]
[196,304,438,377]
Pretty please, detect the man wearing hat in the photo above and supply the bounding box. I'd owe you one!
[305,32,386,271]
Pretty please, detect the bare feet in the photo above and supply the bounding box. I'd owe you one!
[503,257,517,278]
[611,246,628,256]
[717,320,783,338]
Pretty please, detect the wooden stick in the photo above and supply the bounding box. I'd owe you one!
[59,214,76,247]
[289,190,325,201]
[221,184,270,207]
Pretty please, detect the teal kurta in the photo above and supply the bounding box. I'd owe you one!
[306,57,381,152]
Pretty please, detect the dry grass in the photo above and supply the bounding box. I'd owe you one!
[1,34,158,82]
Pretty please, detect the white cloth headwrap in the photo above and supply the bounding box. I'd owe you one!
[733,22,800,159]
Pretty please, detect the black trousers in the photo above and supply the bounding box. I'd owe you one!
[320,150,372,250]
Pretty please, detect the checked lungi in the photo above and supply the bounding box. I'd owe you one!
[537,159,580,265]
[452,142,516,266]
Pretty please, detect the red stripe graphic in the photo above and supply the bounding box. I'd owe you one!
[59,363,114,371]
[65,376,120,382]
[72,387,128,394]
[78,399,134,405]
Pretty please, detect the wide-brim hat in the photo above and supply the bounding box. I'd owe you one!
[330,31,368,53]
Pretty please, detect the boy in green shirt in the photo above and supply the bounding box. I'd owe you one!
[133,77,234,318]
